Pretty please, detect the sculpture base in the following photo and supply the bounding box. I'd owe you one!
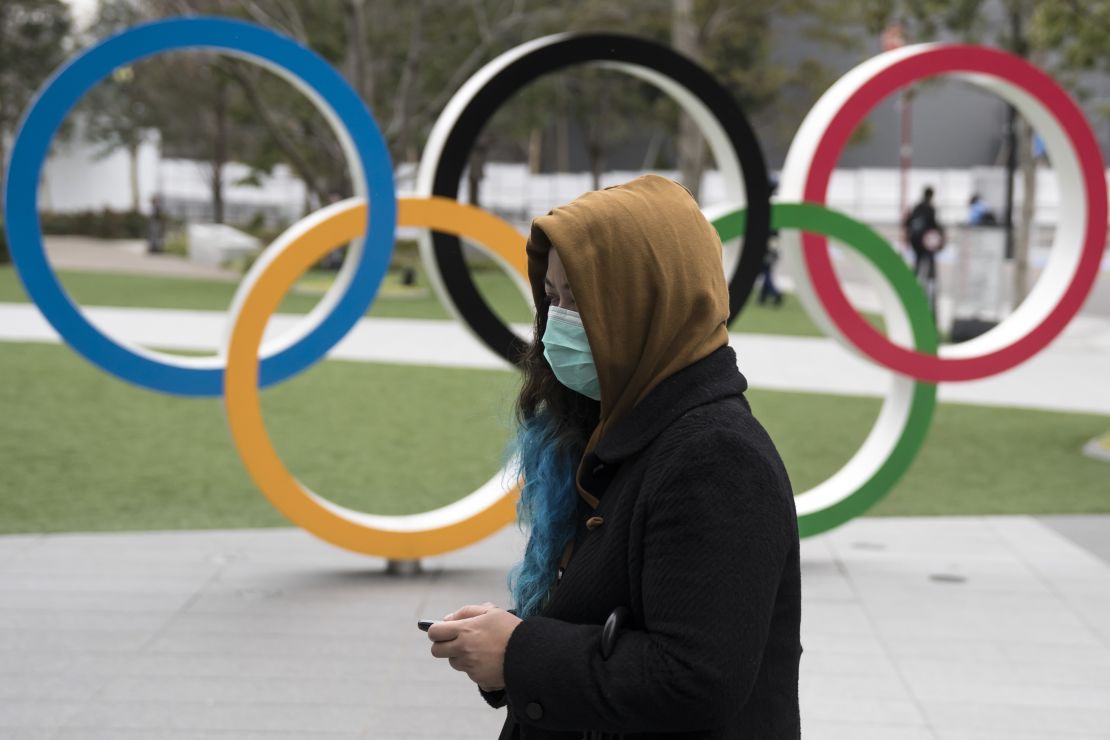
[385,558,423,576]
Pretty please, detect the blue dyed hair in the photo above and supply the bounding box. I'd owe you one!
[505,411,581,619]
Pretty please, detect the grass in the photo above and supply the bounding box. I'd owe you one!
[0,342,519,533]
[1,341,1107,535]
[0,263,879,337]
[753,392,1110,517]
[0,263,522,322]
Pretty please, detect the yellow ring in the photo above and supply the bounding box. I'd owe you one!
[223,196,525,558]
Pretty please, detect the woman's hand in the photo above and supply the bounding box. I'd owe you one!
[429,602,523,691]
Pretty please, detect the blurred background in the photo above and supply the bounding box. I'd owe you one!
[1,0,1107,534]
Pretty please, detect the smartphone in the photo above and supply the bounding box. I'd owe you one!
[417,619,442,631]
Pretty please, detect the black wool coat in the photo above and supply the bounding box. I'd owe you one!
[477,345,802,739]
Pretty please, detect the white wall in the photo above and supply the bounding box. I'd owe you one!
[39,125,160,214]
[447,162,1105,234]
[40,133,1108,241]
[38,119,305,225]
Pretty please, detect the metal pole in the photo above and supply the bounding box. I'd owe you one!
[899,90,913,239]
[1002,9,1025,260]
[1002,103,1017,260]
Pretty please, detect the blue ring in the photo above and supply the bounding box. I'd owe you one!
[2,17,396,396]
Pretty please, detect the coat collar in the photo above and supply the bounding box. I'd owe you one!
[591,344,747,464]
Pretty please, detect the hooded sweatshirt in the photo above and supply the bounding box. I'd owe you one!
[525,173,731,510]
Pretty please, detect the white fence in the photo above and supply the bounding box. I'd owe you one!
[420,162,1097,237]
[38,129,1109,245]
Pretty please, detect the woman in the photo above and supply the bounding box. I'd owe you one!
[428,174,801,739]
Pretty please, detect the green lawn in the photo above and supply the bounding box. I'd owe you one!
[0,263,872,337]
[1,341,1106,535]
[0,263,525,322]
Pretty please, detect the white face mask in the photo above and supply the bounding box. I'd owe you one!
[541,305,601,401]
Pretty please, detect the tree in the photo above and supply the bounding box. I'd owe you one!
[78,0,258,223]
[141,0,564,208]
[672,0,705,198]
[0,0,72,189]
[669,0,866,201]
[66,0,917,220]
[1033,0,1110,79]
[853,0,1109,304]
[80,1,160,213]
[460,1,667,193]
[81,66,153,213]
[1026,0,1110,306]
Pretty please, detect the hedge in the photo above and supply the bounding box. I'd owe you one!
[39,209,149,240]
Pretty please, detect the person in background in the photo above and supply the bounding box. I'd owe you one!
[759,176,784,307]
[147,194,165,254]
[968,194,997,225]
[903,185,945,315]
[758,242,784,307]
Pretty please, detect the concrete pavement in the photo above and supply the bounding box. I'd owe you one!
[42,237,240,282]
[1,515,1109,739]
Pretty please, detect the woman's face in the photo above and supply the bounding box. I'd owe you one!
[544,247,577,312]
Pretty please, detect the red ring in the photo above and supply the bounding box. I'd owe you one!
[802,45,1107,382]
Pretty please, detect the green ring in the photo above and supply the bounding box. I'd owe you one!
[712,203,938,536]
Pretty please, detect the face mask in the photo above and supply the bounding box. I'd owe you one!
[542,305,601,401]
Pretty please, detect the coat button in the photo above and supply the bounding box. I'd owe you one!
[585,516,604,530]
[525,701,544,720]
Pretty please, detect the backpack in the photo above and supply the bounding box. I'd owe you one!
[907,209,929,241]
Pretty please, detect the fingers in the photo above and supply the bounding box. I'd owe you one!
[430,638,458,659]
[443,602,495,620]
[429,602,499,669]
[442,602,497,621]
[430,626,472,669]
[426,619,461,643]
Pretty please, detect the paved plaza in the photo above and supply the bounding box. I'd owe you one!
[1,515,1109,739]
[42,237,240,281]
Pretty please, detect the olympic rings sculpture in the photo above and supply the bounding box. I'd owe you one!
[4,17,1105,556]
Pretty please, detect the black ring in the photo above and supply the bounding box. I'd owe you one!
[428,33,770,365]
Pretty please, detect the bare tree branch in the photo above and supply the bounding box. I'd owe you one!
[345,0,373,102]
[470,0,493,44]
[218,59,327,201]
[700,2,736,43]
[405,4,535,130]
[384,0,426,153]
